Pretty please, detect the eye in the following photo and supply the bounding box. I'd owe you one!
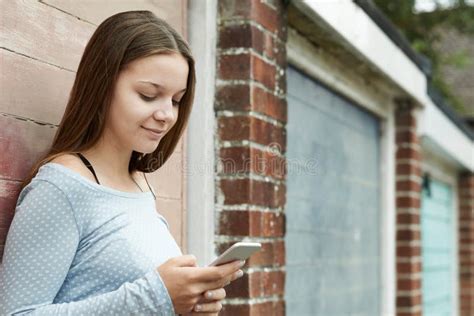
[139,93,156,102]
[172,99,181,107]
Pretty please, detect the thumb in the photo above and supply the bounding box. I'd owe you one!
[171,254,198,267]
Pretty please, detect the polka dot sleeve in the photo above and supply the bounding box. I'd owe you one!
[0,180,176,316]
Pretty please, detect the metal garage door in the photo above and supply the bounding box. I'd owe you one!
[285,66,382,315]
[421,179,455,315]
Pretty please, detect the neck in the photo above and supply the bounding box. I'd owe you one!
[82,135,135,182]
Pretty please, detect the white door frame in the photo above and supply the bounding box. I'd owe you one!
[186,0,218,266]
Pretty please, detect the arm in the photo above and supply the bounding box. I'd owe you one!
[0,180,175,316]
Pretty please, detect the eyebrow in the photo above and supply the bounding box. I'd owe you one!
[139,80,186,93]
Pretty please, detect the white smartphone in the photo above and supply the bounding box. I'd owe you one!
[208,242,262,266]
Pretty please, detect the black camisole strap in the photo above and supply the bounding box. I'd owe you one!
[76,153,100,184]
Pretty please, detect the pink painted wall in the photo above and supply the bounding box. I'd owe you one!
[0,0,188,260]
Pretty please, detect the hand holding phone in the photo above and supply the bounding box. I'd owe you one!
[208,242,261,266]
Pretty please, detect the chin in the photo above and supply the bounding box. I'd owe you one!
[136,143,161,155]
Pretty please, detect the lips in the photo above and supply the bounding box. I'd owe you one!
[143,127,166,134]
[142,126,166,139]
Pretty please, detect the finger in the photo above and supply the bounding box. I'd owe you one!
[194,301,223,313]
[198,260,245,282]
[171,254,198,267]
[229,269,244,282]
[203,288,226,302]
[204,268,244,291]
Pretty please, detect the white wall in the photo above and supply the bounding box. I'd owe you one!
[418,100,474,172]
[296,0,429,107]
[296,0,474,173]
[186,0,218,266]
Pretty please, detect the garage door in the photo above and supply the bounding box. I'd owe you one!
[285,66,382,315]
[421,178,455,315]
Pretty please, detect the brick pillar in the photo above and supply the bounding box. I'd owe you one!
[395,102,423,316]
[459,172,474,316]
[215,0,288,315]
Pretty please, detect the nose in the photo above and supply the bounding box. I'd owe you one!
[153,98,175,123]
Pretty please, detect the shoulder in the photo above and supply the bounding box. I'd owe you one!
[50,153,97,183]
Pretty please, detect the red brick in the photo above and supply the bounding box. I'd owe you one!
[219,0,280,34]
[221,303,250,316]
[396,163,422,176]
[396,180,421,192]
[218,211,259,236]
[219,146,286,179]
[250,240,285,266]
[397,213,420,224]
[459,225,473,235]
[219,23,277,61]
[251,86,287,122]
[225,270,285,298]
[216,84,251,111]
[396,148,421,161]
[218,53,276,90]
[219,23,254,49]
[262,270,285,296]
[397,312,422,316]
[459,173,474,187]
[397,197,421,208]
[459,229,474,240]
[397,261,422,274]
[221,300,285,316]
[458,209,473,221]
[395,111,417,127]
[274,38,287,68]
[216,0,287,312]
[218,210,285,237]
[250,0,280,34]
[219,178,286,208]
[276,66,286,95]
[261,211,285,237]
[252,300,285,316]
[218,116,286,152]
[460,270,474,279]
[397,229,421,242]
[218,0,252,22]
[218,53,251,81]
[215,84,287,123]
[460,279,474,290]
[460,249,474,259]
[460,236,474,244]
[397,245,421,257]
[459,187,474,199]
[458,172,474,315]
[253,54,276,90]
[397,278,421,291]
[225,272,250,297]
[396,293,421,306]
[396,130,418,144]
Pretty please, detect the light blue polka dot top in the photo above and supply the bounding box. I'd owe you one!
[0,163,182,315]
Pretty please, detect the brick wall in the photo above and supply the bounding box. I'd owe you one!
[214,0,288,315]
[395,102,423,316]
[459,172,474,316]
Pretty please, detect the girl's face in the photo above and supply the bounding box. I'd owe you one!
[104,52,189,154]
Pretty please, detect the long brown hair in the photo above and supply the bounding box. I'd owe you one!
[21,10,196,191]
